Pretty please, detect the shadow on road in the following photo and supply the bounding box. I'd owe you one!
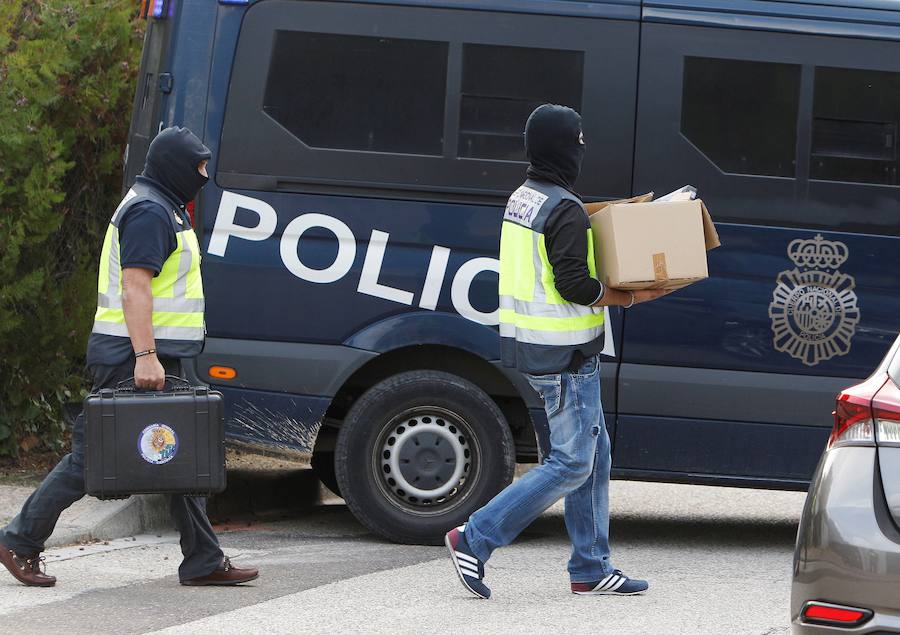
[523,513,798,549]
[210,468,799,550]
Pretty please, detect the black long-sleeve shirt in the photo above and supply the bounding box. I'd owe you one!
[543,200,605,305]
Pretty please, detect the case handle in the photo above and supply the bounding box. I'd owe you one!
[116,375,193,392]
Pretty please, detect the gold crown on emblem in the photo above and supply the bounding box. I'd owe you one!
[787,234,848,270]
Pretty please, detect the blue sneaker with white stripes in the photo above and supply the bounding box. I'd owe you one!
[445,525,491,599]
[571,570,649,595]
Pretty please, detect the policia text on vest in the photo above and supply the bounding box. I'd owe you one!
[499,180,674,374]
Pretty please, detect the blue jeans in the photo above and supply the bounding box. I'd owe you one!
[465,354,612,582]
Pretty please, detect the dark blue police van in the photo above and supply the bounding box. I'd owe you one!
[125,0,900,543]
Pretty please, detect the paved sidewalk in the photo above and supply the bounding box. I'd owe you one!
[156,482,807,635]
[0,480,808,635]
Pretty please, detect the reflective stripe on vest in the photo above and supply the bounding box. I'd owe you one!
[498,184,604,349]
[91,188,205,342]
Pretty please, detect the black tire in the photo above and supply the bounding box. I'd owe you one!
[334,370,515,545]
[310,450,342,498]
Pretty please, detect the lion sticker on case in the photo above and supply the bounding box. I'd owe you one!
[769,234,860,367]
[138,423,179,465]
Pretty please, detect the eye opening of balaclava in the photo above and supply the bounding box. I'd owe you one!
[524,104,585,192]
[142,127,212,205]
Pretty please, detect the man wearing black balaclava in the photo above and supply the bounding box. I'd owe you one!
[445,105,669,599]
[0,127,259,589]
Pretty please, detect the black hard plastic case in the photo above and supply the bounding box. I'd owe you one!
[84,379,226,499]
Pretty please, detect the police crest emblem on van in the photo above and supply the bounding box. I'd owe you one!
[768,235,860,366]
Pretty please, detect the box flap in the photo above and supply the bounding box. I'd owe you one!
[698,200,721,251]
[585,192,653,217]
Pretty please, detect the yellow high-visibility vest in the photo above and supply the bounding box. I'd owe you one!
[499,180,605,373]
[91,183,204,351]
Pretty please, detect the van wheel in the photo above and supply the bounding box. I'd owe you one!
[334,370,515,545]
[310,450,341,498]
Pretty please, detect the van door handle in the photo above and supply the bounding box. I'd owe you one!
[159,73,173,94]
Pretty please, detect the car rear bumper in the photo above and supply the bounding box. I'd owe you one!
[792,447,900,634]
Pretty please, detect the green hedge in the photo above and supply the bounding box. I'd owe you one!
[0,1,142,456]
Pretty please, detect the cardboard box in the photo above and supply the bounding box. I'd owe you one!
[586,193,721,290]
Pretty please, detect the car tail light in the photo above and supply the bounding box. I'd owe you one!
[801,601,872,627]
[874,380,900,445]
[828,375,888,449]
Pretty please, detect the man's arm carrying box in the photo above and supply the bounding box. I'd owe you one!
[586,192,721,291]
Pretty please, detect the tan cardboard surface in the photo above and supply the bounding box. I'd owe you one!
[589,198,718,289]
[700,201,722,250]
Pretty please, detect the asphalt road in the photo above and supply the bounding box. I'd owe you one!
[0,479,806,635]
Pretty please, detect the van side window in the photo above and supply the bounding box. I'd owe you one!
[681,57,800,178]
[811,67,900,187]
[459,44,584,161]
[219,2,638,200]
[263,31,448,155]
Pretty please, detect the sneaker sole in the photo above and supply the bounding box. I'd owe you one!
[572,589,647,596]
[444,533,488,600]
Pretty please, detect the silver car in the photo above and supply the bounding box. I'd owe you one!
[792,333,900,633]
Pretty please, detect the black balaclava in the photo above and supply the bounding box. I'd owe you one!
[524,104,585,193]
[142,127,212,205]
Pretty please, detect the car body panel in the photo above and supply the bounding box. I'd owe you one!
[792,447,900,633]
[879,447,900,532]
[792,335,900,632]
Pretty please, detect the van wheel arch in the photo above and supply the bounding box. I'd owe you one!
[317,344,532,439]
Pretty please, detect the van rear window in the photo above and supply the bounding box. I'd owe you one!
[812,67,900,187]
[263,31,448,156]
[681,57,800,178]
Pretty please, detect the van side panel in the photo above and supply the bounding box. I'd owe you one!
[623,20,900,482]
[151,0,900,489]
[189,1,640,461]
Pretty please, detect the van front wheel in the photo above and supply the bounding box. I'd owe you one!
[334,370,515,545]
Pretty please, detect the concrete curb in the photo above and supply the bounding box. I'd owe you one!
[46,494,172,548]
[0,485,172,549]
[1,464,317,550]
